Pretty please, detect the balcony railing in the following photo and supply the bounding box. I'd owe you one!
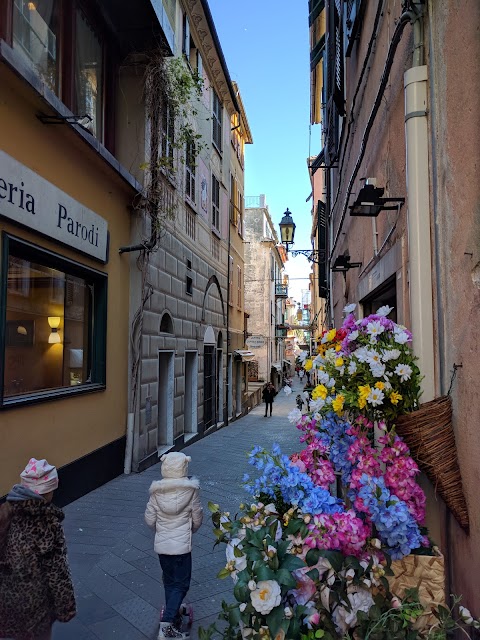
[275,283,288,298]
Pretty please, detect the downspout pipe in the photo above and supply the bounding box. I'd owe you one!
[404,25,435,403]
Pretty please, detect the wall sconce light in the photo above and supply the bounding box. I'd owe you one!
[48,316,61,344]
[17,325,28,336]
[37,113,93,129]
[331,254,362,273]
[349,183,405,217]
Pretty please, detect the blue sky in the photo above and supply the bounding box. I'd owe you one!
[207,0,319,301]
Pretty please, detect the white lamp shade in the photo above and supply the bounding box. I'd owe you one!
[48,332,61,344]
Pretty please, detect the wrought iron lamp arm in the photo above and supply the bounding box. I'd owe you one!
[289,249,326,264]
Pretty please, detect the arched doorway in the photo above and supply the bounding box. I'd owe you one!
[203,326,216,430]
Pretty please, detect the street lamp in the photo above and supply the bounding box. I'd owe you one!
[279,208,296,248]
[331,253,362,273]
[279,208,325,264]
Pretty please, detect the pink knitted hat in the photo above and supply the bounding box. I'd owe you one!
[20,458,59,495]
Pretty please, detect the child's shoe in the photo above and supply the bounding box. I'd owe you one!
[157,622,189,639]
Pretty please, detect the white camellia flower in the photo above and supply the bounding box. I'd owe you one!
[239,602,247,612]
[459,607,474,625]
[283,385,292,396]
[394,363,413,382]
[248,580,257,591]
[250,580,282,615]
[287,408,303,424]
[343,303,357,314]
[225,539,247,581]
[331,588,375,633]
[376,305,394,317]
[284,606,293,619]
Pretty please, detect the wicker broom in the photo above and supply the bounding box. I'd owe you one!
[395,395,469,532]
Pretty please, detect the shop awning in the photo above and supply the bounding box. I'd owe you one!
[271,362,283,372]
[234,350,256,362]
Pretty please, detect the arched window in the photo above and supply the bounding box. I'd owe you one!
[160,312,174,334]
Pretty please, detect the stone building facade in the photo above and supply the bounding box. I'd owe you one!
[244,196,287,387]
[311,0,480,612]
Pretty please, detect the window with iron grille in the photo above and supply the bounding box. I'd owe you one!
[212,89,223,151]
[212,174,220,231]
[185,139,196,202]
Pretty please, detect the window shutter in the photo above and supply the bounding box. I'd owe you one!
[324,97,339,166]
[317,200,328,299]
[327,0,344,116]
[345,0,364,57]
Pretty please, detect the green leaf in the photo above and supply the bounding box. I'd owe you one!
[233,545,244,558]
[306,568,319,582]
[266,604,285,637]
[217,568,231,579]
[280,554,305,572]
[315,631,325,638]
[317,550,344,572]
[245,547,263,562]
[305,548,321,566]
[255,564,276,581]
[228,605,241,626]
[233,582,248,603]
[276,567,297,588]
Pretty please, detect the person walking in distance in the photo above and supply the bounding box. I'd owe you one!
[0,458,76,640]
[262,382,277,417]
[145,452,203,639]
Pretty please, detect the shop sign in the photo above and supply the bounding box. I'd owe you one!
[246,335,266,349]
[0,151,109,263]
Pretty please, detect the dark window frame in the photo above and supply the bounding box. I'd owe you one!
[212,88,223,152]
[0,233,108,409]
[185,138,196,203]
[211,173,220,232]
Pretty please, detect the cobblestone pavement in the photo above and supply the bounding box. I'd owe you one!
[52,378,303,640]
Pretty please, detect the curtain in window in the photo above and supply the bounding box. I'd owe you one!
[75,10,103,139]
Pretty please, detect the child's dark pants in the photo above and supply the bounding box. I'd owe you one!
[159,552,192,623]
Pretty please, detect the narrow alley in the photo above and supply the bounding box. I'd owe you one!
[53,381,302,640]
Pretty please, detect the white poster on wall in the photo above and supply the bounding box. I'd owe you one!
[0,150,109,263]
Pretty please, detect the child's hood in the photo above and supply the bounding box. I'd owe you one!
[148,476,199,514]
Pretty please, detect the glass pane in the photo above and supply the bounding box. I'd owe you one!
[4,254,90,398]
[75,10,103,139]
[12,0,59,93]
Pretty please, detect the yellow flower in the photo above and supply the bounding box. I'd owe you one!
[335,343,342,352]
[375,381,385,390]
[390,391,403,405]
[332,394,345,414]
[312,384,328,400]
[326,328,337,342]
[335,357,344,367]
[358,395,367,409]
[358,384,371,399]
[304,359,313,371]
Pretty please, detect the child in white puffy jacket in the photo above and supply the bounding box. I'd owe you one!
[145,452,203,640]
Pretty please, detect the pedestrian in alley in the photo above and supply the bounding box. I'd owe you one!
[0,458,76,640]
[299,368,305,382]
[145,452,203,639]
[262,381,277,417]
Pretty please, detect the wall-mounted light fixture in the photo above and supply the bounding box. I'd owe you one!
[349,183,405,217]
[331,254,362,273]
[37,113,93,129]
[48,316,61,344]
[279,208,325,264]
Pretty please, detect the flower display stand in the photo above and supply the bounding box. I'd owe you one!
[389,549,445,630]
[395,395,469,532]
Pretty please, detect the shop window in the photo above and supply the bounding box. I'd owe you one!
[12,0,60,93]
[75,9,104,140]
[361,277,397,322]
[1,235,107,406]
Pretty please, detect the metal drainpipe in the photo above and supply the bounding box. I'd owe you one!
[404,10,435,404]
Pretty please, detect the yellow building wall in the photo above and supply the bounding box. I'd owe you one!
[0,66,133,495]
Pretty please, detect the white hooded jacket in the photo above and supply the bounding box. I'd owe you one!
[144,452,203,555]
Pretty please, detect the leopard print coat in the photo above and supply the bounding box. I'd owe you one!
[0,500,76,640]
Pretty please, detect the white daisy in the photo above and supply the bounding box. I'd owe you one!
[287,408,303,424]
[347,330,359,342]
[348,360,357,375]
[394,328,409,344]
[310,398,325,411]
[376,305,394,317]
[369,362,386,378]
[394,363,413,382]
[367,388,385,406]
[366,320,385,341]
[381,348,401,362]
[343,303,357,314]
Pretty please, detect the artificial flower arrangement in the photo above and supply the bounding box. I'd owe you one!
[302,305,422,423]
[198,307,478,639]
